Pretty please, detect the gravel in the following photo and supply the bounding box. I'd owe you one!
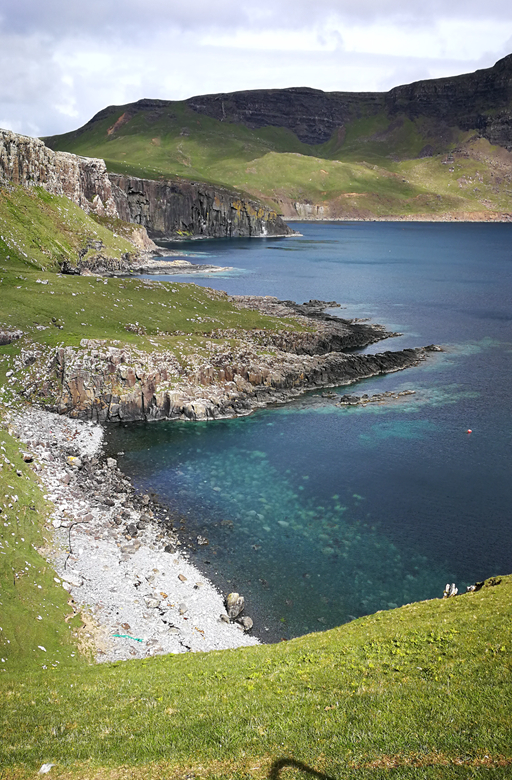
[7,406,259,661]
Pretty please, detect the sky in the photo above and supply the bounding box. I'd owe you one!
[1,0,512,138]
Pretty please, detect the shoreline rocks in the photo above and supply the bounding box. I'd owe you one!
[6,407,259,661]
[16,297,432,423]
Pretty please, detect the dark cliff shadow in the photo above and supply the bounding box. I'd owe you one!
[268,757,337,779]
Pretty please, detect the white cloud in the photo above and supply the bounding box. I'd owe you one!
[0,1,511,137]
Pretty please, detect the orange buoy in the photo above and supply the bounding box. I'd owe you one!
[466,429,472,434]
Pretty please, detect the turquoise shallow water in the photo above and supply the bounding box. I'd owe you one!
[106,222,512,640]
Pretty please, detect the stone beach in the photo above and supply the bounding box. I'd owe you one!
[6,406,259,662]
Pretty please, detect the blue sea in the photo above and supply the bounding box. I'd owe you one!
[106,222,512,640]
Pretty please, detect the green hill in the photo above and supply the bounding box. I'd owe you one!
[44,56,512,220]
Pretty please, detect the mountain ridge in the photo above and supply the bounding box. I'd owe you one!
[44,55,512,222]
[61,53,512,149]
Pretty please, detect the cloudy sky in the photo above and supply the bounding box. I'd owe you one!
[1,0,512,138]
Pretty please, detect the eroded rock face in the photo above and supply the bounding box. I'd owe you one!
[109,174,293,239]
[0,129,118,216]
[18,299,428,423]
[0,128,293,239]
[186,54,512,150]
[387,54,512,150]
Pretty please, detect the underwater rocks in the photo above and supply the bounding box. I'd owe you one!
[338,389,417,406]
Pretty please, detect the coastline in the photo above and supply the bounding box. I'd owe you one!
[27,296,431,423]
[6,406,259,662]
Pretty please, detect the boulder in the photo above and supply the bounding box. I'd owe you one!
[225,592,244,619]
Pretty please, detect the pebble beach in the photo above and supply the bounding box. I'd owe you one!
[7,406,259,662]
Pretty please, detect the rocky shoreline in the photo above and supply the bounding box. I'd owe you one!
[1,296,441,663]
[6,406,259,662]
[121,257,234,276]
[16,296,435,423]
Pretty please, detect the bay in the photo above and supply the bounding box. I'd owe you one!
[106,222,512,640]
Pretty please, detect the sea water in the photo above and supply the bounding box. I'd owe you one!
[106,222,512,640]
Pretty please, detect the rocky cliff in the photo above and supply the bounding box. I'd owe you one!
[0,128,118,217]
[16,297,430,422]
[186,55,512,149]
[386,54,512,150]
[0,128,290,240]
[187,88,384,146]
[109,174,292,239]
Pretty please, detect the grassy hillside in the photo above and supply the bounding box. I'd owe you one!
[0,575,511,778]
[0,185,138,273]
[45,102,512,219]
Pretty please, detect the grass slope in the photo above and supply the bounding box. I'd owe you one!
[0,424,88,675]
[45,103,512,218]
[0,186,137,273]
[0,576,511,778]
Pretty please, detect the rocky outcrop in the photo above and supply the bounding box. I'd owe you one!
[386,54,512,150]
[0,128,118,216]
[17,298,428,422]
[0,128,292,239]
[109,174,292,239]
[187,89,384,146]
[35,341,426,423]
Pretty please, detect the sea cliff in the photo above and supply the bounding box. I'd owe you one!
[13,297,429,422]
[109,173,292,239]
[0,128,292,240]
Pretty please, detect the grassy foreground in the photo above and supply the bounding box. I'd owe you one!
[0,576,511,778]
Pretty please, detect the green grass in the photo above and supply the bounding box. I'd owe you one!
[0,576,511,778]
[0,424,90,675]
[0,186,137,273]
[44,102,512,219]
[0,185,299,353]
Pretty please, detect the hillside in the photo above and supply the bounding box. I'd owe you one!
[44,55,512,221]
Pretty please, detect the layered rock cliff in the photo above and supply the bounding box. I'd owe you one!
[0,128,291,240]
[109,174,292,239]
[0,128,118,217]
[16,296,430,422]
[187,55,512,150]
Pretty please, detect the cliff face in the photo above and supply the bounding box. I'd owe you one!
[386,54,512,149]
[46,342,424,423]
[109,173,293,239]
[0,128,291,239]
[187,88,384,146]
[186,55,512,149]
[0,128,118,217]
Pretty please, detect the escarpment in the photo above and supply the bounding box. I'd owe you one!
[186,55,512,150]
[109,174,292,239]
[0,128,118,217]
[0,128,291,239]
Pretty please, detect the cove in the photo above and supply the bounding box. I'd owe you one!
[105,221,512,641]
